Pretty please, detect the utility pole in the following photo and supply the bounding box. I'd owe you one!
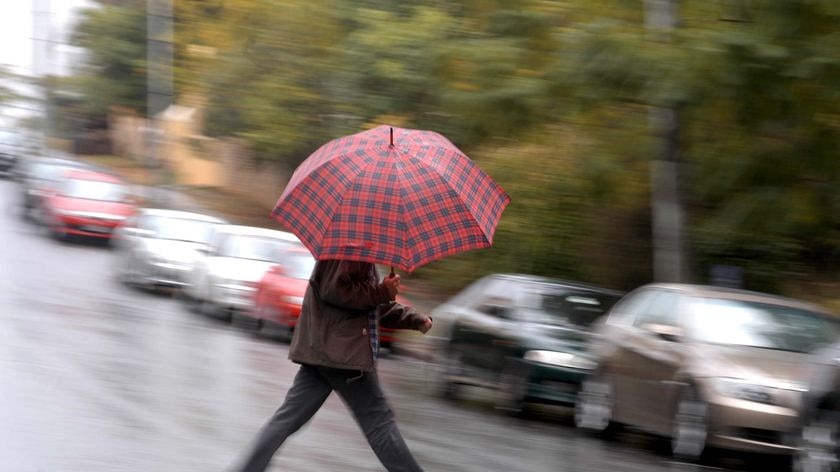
[32,0,52,153]
[146,0,173,202]
[644,0,687,283]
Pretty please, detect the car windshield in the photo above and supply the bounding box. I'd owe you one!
[685,297,840,353]
[62,179,127,202]
[33,162,74,181]
[280,252,316,279]
[219,235,286,262]
[519,291,619,329]
[146,216,218,244]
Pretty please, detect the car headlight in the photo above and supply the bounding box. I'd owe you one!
[219,278,257,291]
[281,295,304,305]
[710,378,779,405]
[52,208,74,216]
[523,350,596,370]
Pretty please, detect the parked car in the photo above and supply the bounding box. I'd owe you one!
[435,273,623,416]
[575,283,840,461]
[793,340,840,472]
[38,169,136,241]
[112,208,228,290]
[183,225,303,320]
[16,156,96,220]
[249,245,316,340]
[0,130,20,177]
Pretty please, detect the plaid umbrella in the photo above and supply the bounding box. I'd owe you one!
[271,125,510,272]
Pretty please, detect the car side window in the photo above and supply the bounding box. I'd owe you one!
[633,291,680,328]
[477,296,516,320]
[606,289,657,327]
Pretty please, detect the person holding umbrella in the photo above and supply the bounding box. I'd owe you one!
[235,259,432,472]
[236,125,510,472]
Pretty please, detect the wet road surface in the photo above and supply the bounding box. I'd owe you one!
[0,179,793,472]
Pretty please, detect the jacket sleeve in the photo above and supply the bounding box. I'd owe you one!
[378,301,426,330]
[318,261,396,312]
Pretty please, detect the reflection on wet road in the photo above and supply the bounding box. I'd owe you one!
[0,180,792,472]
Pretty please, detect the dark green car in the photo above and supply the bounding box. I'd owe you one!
[435,274,623,416]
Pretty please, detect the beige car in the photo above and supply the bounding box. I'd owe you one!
[575,283,840,461]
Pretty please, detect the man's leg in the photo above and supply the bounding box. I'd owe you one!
[326,369,424,472]
[236,364,332,472]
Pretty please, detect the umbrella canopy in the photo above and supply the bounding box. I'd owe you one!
[271,125,510,272]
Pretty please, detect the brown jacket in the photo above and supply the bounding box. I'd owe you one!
[289,260,426,372]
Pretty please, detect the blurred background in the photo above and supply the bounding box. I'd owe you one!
[1,1,839,472]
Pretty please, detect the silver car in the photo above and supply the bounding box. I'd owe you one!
[182,225,303,320]
[112,208,228,290]
[576,283,840,461]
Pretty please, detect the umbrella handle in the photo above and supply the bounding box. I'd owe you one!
[389,266,395,277]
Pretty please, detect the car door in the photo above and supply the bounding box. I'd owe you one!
[599,288,657,424]
[189,229,225,300]
[481,296,523,380]
[456,298,513,376]
[621,290,686,434]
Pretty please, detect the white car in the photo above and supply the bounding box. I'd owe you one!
[112,208,228,290]
[183,225,304,320]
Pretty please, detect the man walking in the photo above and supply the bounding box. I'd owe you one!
[235,259,433,472]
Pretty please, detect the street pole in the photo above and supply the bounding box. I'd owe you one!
[644,0,687,283]
[32,0,52,154]
[147,0,173,204]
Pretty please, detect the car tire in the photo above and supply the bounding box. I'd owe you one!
[495,358,530,417]
[671,385,709,462]
[793,409,839,472]
[439,346,466,400]
[19,201,31,221]
[258,306,293,343]
[575,374,619,438]
[51,223,69,242]
[200,298,218,317]
[120,252,142,288]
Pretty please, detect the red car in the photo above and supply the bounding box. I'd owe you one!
[250,248,401,347]
[39,169,136,241]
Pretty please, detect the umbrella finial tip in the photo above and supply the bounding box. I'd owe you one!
[389,127,393,146]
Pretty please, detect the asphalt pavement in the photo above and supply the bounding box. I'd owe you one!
[0,177,795,472]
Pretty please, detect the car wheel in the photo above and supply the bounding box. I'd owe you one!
[120,252,141,287]
[186,291,203,312]
[671,385,709,461]
[51,222,69,242]
[439,347,466,400]
[200,297,218,317]
[20,201,31,221]
[575,374,618,437]
[113,250,130,285]
[495,359,530,417]
[793,409,839,472]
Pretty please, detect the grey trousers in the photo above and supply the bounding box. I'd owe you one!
[236,364,424,472]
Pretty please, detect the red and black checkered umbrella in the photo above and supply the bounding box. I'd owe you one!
[271,125,510,272]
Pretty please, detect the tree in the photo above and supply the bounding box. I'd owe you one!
[71,0,148,119]
[559,0,840,291]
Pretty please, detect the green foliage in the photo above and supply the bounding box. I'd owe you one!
[67,0,840,297]
[72,0,148,117]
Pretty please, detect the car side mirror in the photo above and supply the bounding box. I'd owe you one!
[643,323,682,342]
